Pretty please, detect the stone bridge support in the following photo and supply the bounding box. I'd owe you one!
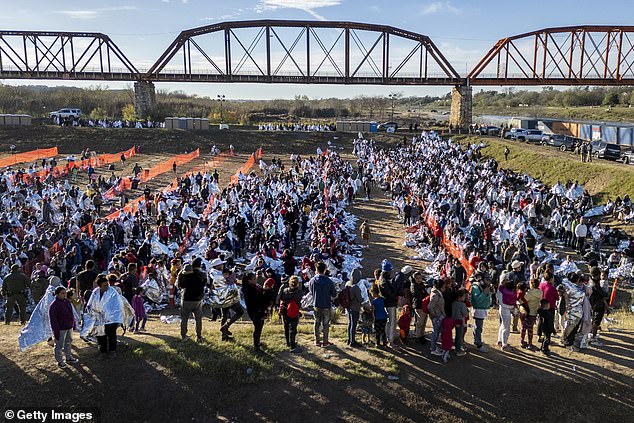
[449,85,472,130]
[134,81,156,119]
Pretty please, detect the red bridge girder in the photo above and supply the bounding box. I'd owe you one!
[0,31,139,80]
[144,20,463,85]
[469,25,634,85]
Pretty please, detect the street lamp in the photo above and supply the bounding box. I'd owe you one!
[388,93,398,121]
[217,94,225,122]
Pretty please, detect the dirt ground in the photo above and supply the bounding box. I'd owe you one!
[0,127,633,423]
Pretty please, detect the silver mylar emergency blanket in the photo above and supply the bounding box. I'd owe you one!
[18,286,55,351]
[80,286,134,338]
[562,279,587,320]
[208,276,241,308]
[141,278,162,303]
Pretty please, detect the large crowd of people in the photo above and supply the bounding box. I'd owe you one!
[352,132,632,360]
[3,129,633,370]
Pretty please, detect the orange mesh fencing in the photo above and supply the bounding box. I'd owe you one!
[229,147,262,185]
[12,146,137,185]
[104,149,201,220]
[412,194,474,283]
[0,147,58,168]
[103,149,199,199]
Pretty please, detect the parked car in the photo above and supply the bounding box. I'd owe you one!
[505,128,527,139]
[476,126,500,136]
[378,122,399,131]
[590,140,621,160]
[622,149,634,164]
[516,129,544,142]
[541,134,581,151]
[49,108,82,119]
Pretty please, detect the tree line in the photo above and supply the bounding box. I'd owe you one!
[0,84,440,123]
[468,86,634,109]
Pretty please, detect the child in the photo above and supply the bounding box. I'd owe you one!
[452,289,468,356]
[521,279,543,350]
[132,287,147,333]
[440,316,455,364]
[537,299,554,356]
[48,286,79,368]
[398,305,412,345]
[360,303,374,345]
[371,287,388,347]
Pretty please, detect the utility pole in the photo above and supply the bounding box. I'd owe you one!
[217,94,226,122]
[388,93,398,121]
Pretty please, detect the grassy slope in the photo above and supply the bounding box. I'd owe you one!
[454,135,634,205]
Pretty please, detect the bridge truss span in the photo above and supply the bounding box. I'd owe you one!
[469,26,634,86]
[143,20,462,85]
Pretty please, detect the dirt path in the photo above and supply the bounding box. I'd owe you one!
[351,194,424,276]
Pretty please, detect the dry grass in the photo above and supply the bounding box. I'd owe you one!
[454,135,634,205]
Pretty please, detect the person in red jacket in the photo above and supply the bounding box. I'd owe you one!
[49,286,79,368]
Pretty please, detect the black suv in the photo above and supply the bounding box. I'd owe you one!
[589,140,621,160]
[542,134,581,151]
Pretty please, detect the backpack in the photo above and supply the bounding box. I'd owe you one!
[421,295,431,314]
[338,286,352,310]
[286,299,300,318]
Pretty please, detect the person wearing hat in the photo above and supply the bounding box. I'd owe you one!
[2,264,30,324]
[378,259,398,346]
[177,263,206,342]
[393,265,413,308]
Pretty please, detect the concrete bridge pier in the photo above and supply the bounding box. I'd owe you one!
[134,81,156,119]
[449,84,472,130]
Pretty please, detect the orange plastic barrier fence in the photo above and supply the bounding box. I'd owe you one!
[12,146,137,185]
[103,149,199,199]
[412,194,474,282]
[229,147,262,185]
[0,147,58,168]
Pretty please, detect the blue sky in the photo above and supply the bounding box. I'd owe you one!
[1,0,632,99]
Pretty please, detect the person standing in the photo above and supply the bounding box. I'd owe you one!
[120,263,138,305]
[276,275,304,352]
[177,263,206,342]
[470,275,491,352]
[497,279,517,351]
[360,219,370,243]
[410,271,429,344]
[242,272,271,353]
[428,279,446,355]
[308,262,336,347]
[87,275,129,358]
[378,259,398,346]
[2,264,30,325]
[574,219,588,254]
[344,269,363,347]
[49,286,79,368]
[504,146,510,161]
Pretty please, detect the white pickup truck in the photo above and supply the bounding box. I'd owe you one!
[49,108,82,119]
